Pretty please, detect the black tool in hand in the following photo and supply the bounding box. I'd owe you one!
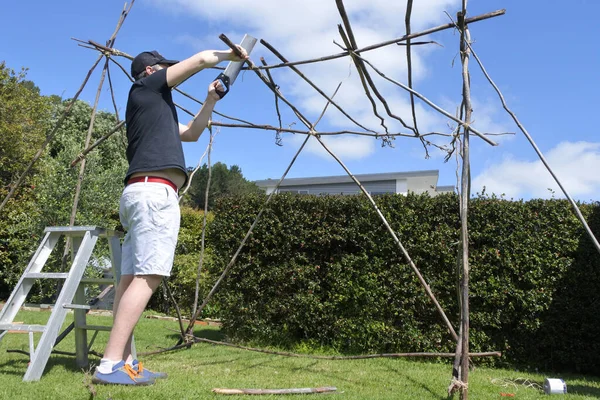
[214,34,257,98]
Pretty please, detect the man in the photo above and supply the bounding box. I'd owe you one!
[92,45,248,385]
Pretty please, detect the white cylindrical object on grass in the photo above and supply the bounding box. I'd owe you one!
[544,378,567,395]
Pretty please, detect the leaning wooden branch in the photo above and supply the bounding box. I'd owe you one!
[182,70,350,338]
[192,127,214,318]
[354,53,498,146]
[153,327,501,360]
[405,0,418,133]
[220,32,460,342]
[260,39,376,134]
[179,133,214,201]
[403,0,431,157]
[223,34,316,129]
[258,9,505,70]
[106,63,121,123]
[336,25,390,136]
[336,0,415,136]
[312,132,459,342]
[209,121,454,138]
[162,280,186,340]
[85,39,257,127]
[181,134,313,339]
[70,121,126,167]
[193,336,500,359]
[450,16,600,256]
[259,57,283,145]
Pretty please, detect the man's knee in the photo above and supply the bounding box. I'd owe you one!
[134,274,164,291]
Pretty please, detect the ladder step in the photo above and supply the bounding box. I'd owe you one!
[24,273,69,280]
[0,323,46,332]
[80,324,112,332]
[43,226,123,238]
[79,278,114,285]
[63,304,91,310]
[44,226,102,236]
[62,304,108,310]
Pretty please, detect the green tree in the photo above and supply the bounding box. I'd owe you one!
[0,65,128,299]
[186,162,260,210]
[0,62,53,194]
[35,99,128,228]
[0,63,54,298]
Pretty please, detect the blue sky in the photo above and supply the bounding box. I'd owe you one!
[2,0,599,201]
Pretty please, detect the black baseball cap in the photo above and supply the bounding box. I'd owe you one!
[131,50,179,78]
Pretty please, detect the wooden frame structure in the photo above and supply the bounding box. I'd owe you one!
[1,1,599,398]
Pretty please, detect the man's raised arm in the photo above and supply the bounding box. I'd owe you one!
[166,47,247,88]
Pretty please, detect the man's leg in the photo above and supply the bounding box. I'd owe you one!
[109,274,133,362]
[103,275,163,361]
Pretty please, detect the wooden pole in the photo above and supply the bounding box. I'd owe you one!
[192,128,214,317]
[458,4,472,399]
[212,387,337,395]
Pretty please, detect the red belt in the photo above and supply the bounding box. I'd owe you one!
[127,176,178,193]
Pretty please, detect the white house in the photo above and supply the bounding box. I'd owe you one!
[255,170,454,196]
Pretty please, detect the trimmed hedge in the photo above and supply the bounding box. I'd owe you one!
[207,192,600,374]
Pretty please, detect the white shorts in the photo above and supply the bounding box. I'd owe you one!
[119,181,180,276]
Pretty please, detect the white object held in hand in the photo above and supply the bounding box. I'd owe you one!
[215,34,257,98]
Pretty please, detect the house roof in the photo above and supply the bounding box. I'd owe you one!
[254,170,440,187]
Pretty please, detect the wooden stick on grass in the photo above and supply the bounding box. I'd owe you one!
[212,387,337,395]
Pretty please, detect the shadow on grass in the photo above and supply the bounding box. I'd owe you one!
[166,327,225,342]
[45,354,93,373]
[566,384,600,397]
[290,360,319,372]
[383,363,446,400]
[0,357,30,377]
[0,354,87,377]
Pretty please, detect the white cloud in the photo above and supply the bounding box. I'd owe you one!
[287,134,375,161]
[150,0,463,159]
[472,141,600,200]
[440,95,514,142]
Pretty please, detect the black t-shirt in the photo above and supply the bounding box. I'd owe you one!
[124,68,188,186]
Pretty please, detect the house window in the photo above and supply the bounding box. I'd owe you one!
[279,189,309,194]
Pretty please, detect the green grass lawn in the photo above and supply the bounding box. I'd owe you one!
[1,310,599,399]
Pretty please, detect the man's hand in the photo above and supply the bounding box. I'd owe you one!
[208,80,225,101]
[228,45,249,62]
[180,80,222,142]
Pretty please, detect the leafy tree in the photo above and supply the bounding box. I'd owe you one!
[0,62,53,195]
[0,63,54,298]
[0,62,128,299]
[35,99,128,228]
[186,162,260,210]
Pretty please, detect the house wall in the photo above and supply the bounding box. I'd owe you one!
[395,179,408,195]
[278,179,397,195]
[257,171,452,196]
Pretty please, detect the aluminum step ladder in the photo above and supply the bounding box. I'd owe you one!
[0,226,131,381]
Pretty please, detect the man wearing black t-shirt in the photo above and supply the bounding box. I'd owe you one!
[93,46,247,385]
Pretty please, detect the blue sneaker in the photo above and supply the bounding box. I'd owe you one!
[132,359,168,379]
[92,360,155,385]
